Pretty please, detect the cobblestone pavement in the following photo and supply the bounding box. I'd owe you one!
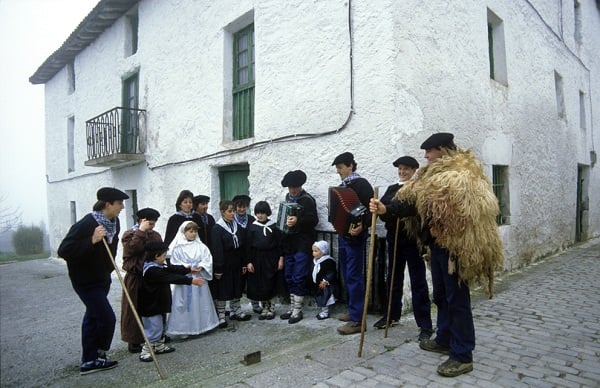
[1,239,598,387]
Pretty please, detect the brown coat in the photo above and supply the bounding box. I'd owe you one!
[120,228,163,344]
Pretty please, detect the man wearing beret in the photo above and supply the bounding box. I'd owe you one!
[370,133,503,377]
[120,207,163,353]
[279,170,318,324]
[58,187,129,375]
[331,152,374,335]
[374,156,433,341]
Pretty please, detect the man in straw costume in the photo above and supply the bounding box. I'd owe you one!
[370,133,503,377]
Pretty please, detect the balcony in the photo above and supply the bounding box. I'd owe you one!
[84,107,147,167]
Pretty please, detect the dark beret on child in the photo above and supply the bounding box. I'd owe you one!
[392,156,419,168]
[144,241,169,254]
[136,208,160,221]
[281,170,307,187]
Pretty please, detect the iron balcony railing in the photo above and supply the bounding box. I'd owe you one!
[86,107,147,161]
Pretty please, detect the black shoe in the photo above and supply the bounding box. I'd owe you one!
[418,328,434,341]
[128,343,142,353]
[288,312,303,324]
[259,313,267,320]
[163,335,172,343]
[80,358,118,375]
[280,311,292,320]
[419,339,450,355]
[230,312,251,321]
[218,318,228,328]
[373,316,398,329]
[252,305,263,314]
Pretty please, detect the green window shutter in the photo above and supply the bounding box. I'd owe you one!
[233,25,255,140]
[122,73,139,153]
[219,164,250,202]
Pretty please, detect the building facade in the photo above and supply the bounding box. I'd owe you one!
[31,0,599,271]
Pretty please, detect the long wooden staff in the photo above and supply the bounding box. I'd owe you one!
[384,218,401,338]
[358,187,378,357]
[102,238,166,380]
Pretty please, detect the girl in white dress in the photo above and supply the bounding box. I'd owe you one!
[166,221,219,336]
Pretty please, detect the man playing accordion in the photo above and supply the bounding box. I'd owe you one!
[279,170,318,324]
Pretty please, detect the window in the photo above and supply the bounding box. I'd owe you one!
[67,60,75,94]
[554,71,565,119]
[125,10,139,56]
[219,164,250,202]
[492,165,510,225]
[487,8,508,85]
[122,73,139,153]
[70,201,77,224]
[67,116,75,172]
[233,24,255,140]
[579,90,586,130]
[574,0,582,45]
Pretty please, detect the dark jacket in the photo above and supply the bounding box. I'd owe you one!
[282,190,318,255]
[138,264,193,316]
[57,213,120,286]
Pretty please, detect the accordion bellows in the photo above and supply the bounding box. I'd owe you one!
[328,187,366,237]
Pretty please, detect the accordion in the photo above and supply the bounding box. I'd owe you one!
[277,202,303,234]
[328,186,367,237]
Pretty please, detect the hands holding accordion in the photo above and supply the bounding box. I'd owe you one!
[348,222,364,237]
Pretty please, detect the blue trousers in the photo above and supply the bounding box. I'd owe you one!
[72,278,116,363]
[338,235,366,322]
[430,244,475,363]
[284,251,310,296]
[384,234,432,329]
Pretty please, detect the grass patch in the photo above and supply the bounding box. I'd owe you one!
[0,251,50,265]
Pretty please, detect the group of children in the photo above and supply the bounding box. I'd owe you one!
[133,196,337,362]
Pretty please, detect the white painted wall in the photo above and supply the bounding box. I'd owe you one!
[44,0,599,273]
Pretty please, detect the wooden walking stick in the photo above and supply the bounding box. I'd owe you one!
[102,238,166,380]
[358,187,378,357]
[384,218,401,338]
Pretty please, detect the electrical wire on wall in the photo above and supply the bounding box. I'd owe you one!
[149,0,355,171]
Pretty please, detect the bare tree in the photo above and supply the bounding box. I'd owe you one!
[0,193,22,234]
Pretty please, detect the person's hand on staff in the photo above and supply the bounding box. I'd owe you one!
[369,198,387,215]
[92,225,107,244]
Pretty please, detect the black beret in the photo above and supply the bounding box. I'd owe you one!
[420,132,454,150]
[232,194,251,205]
[193,195,210,206]
[281,170,307,187]
[136,208,160,221]
[392,156,419,168]
[144,241,169,254]
[332,152,354,166]
[96,187,129,201]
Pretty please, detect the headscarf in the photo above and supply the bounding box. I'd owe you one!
[168,221,213,280]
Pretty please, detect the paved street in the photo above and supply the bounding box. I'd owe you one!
[1,238,599,387]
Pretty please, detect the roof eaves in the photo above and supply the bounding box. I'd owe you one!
[29,0,140,85]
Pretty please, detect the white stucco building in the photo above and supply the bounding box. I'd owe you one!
[31,0,599,271]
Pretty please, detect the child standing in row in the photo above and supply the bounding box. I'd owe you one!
[246,201,285,320]
[166,221,219,337]
[211,200,250,327]
[138,241,205,362]
[312,240,337,320]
